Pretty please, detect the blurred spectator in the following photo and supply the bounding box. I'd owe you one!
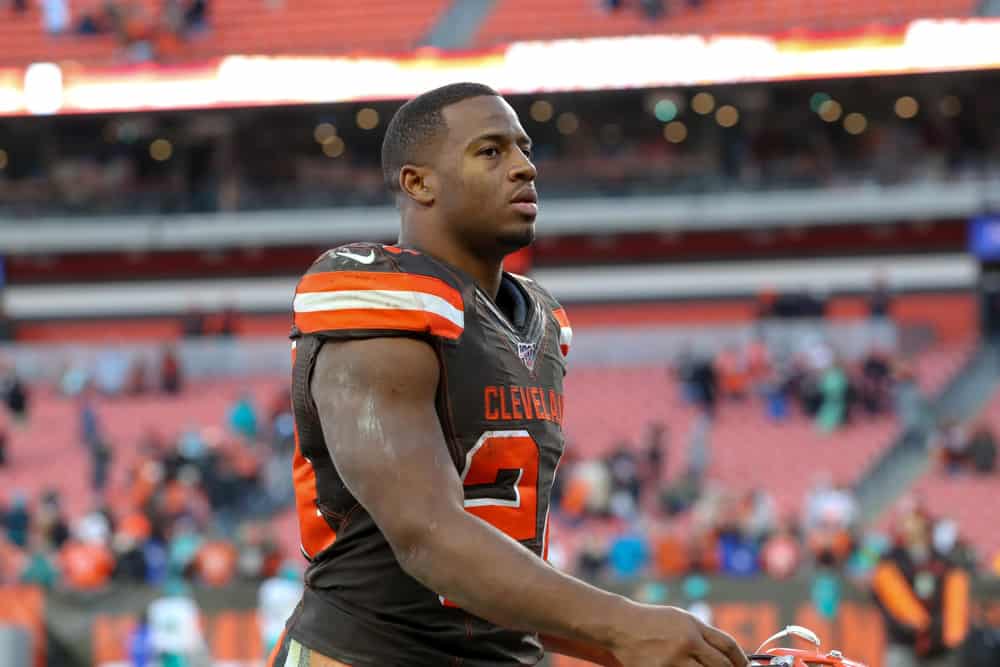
[79,393,102,451]
[36,490,70,550]
[607,525,650,579]
[815,360,848,432]
[716,345,750,401]
[42,0,69,33]
[4,491,30,548]
[641,422,666,485]
[259,562,302,657]
[761,524,802,579]
[936,417,971,475]
[128,609,155,667]
[148,579,210,666]
[575,535,608,581]
[872,510,970,667]
[607,442,640,519]
[218,304,240,337]
[183,0,207,30]
[869,273,893,320]
[652,528,689,578]
[0,363,29,423]
[967,422,997,474]
[126,356,150,395]
[688,355,718,415]
[740,489,777,544]
[228,392,258,440]
[160,345,182,395]
[59,519,115,590]
[190,537,238,587]
[20,530,59,589]
[236,521,281,581]
[95,349,130,396]
[861,346,894,415]
[180,306,206,337]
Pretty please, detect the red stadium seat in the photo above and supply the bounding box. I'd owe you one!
[0,0,451,66]
[472,0,978,48]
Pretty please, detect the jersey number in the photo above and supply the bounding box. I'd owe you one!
[439,430,543,609]
[460,430,540,542]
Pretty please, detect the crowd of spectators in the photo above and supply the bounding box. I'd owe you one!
[0,73,997,218]
[0,372,295,594]
[934,416,997,476]
[5,0,208,61]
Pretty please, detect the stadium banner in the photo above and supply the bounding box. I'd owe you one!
[1,19,1000,116]
[0,578,991,667]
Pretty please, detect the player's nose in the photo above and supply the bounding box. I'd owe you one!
[509,154,537,182]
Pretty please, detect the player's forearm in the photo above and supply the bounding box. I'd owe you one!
[541,634,622,666]
[396,508,631,651]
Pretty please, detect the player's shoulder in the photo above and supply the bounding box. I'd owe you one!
[508,272,572,357]
[293,243,467,341]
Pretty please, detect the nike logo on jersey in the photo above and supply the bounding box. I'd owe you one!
[333,249,376,264]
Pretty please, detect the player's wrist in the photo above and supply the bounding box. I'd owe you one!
[573,593,636,650]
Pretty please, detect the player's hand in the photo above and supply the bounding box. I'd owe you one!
[608,603,748,667]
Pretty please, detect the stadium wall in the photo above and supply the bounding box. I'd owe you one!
[4,578,998,667]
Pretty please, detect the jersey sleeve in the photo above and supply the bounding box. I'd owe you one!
[292,244,465,342]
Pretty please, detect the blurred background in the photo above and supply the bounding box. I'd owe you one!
[1,1,1000,666]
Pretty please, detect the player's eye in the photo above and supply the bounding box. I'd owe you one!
[478,146,500,158]
[521,146,532,159]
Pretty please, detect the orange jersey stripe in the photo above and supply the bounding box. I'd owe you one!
[294,307,463,340]
[553,307,570,329]
[291,342,337,559]
[872,562,931,630]
[942,569,970,648]
[297,270,463,311]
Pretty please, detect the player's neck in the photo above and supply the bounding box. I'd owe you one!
[398,232,503,299]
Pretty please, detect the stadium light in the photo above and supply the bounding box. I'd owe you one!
[663,121,687,143]
[23,62,62,115]
[314,122,337,144]
[691,92,715,115]
[530,100,553,122]
[150,138,173,162]
[322,136,345,158]
[818,99,843,122]
[556,112,579,135]
[356,108,379,130]
[894,96,919,118]
[715,105,739,128]
[843,112,868,135]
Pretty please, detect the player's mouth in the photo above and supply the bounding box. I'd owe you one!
[510,188,538,219]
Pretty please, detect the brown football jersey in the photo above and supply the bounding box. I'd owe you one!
[283,242,572,666]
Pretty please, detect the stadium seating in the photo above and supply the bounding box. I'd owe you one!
[0,376,286,519]
[560,340,971,519]
[473,0,978,48]
[0,0,981,67]
[0,338,971,563]
[0,0,450,67]
[898,384,1000,563]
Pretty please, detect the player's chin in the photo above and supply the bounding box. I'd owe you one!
[497,223,535,250]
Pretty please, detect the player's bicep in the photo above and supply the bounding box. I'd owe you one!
[310,337,465,553]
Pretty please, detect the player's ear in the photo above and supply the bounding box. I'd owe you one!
[400,164,435,206]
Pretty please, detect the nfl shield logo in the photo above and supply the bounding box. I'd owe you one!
[517,341,538,372]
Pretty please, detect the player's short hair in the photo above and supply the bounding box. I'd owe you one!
[381,82,500,193]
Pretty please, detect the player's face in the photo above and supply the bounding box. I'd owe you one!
[437,95,537,257]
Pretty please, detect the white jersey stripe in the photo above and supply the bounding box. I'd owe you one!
[559,326,573,348]
[293,289,465,330]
